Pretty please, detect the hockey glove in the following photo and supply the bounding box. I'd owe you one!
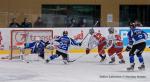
[125,46,132,52]
[45,41,50,46]
[86,48,90,54]
[78,42,82,46]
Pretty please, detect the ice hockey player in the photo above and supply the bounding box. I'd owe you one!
[46,31,82,64]
[86,29,107,62]
[107,27,125,64]
[24,37,48,60]
[126,23,148,71]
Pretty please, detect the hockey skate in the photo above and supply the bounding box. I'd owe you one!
[119,60,125,64]
[100,58,105,62]
[100,55,106,62]
[45,59,50,63]
[109,57,115,64]
[127,63,135,71]
[138,64,145,70]
[63,60,69,64]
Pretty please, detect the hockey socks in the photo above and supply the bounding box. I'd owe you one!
[50,54,59,60]
[127,55,145,71]
[137,55,144,64]
[129,55,134,63]
[137,55,145,70]
[46,54,59,63]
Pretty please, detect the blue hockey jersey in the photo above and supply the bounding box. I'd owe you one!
[25,40,46,54]
[55,35,80,53]
[127,28,148,46]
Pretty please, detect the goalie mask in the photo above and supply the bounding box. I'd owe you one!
[108,27,115,34]
[89,29,95,35]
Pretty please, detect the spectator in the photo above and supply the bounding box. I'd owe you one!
[78,18,87,27]
[9,18,20,27]
[33,17,46,27]
[68,18,78,27]
[21,18,32,28]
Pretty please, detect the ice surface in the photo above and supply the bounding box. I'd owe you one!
[0,52,150,82]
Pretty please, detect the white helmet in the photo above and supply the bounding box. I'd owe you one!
[108,27,115,34]
[89,29,95,35]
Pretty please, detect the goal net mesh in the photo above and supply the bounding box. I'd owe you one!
[10,30,53,59]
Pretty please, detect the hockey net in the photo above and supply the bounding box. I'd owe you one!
[10,29,53,59]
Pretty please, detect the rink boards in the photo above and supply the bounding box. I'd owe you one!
[0,27,150,55]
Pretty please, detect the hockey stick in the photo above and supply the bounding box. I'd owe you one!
[71,41,100,62]
[71,46,105,62]
[69,55,85,62]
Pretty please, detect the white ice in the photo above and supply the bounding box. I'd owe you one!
[0,52,150,82]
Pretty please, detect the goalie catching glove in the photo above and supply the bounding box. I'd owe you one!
[86,48,90,54]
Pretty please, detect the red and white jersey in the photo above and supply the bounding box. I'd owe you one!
[107,34,123,48]
[88,32,106,49]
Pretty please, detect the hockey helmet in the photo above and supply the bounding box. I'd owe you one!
[129,22,136,29]
[89,28,95,35]
[63,30,68,36]
[108,27,115,34]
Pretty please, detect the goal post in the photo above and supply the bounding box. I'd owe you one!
[10,29,53,59]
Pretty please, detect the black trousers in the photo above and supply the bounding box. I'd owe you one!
[129,42,146,57]
[56,50,68,60]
